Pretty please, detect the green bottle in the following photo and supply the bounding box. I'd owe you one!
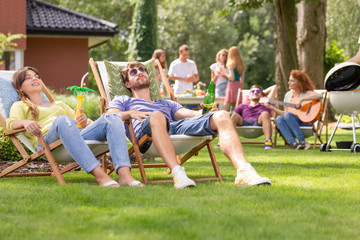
[202,81,215,114]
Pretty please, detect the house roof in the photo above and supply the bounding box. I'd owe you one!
[26,0,118,46]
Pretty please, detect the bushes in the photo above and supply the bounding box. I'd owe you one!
[52,92,101,120]
[0,127,29,161]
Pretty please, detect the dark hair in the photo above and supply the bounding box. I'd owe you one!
[121,62,146,85]
[290,70,315,93]
[250,85,264,96]
[179,44,189,53]
[12,66,41,120]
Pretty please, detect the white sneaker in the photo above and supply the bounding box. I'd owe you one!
[235,163,271,186]
[172,166,196,189]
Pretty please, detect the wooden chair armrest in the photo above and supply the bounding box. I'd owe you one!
[2,128,27,136]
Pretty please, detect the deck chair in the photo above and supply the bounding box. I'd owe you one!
[89,58,222,184]
[273,90,329,149]
[0,70,109,184]
[234,89,274,145]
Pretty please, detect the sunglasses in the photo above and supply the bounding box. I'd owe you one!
[250,89,261,94]
[129,66,147,76]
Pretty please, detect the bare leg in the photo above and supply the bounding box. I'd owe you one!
[117,167,143,186]
[148,111,178,170]
[209,111,247,169]
[90,166,118,187]
[257,111,272,142]
[230,112,243,127]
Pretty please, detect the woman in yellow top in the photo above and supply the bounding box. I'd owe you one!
[7,66,143,187]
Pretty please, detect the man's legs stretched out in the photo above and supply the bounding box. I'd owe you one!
[144,111,196,189]
[209,111,271,185]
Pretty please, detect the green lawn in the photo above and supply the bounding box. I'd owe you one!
[1,129,360,240]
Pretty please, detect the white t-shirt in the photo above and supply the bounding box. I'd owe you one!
[168,59,198,94]
[210,63,228,87]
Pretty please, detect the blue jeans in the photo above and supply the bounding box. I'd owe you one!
[276,112,310,145]
[37,113,130,174]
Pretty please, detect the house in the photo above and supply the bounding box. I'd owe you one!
[0,0,118,91]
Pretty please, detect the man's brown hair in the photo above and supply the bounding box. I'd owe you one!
[179,44,189,53]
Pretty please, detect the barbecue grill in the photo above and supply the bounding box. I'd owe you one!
[320,62,360,153]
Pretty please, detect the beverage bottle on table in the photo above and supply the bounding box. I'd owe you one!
[202,81,215,114]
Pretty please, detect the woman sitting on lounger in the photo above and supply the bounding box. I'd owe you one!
[266,70,322,150]
[6,66,143,187]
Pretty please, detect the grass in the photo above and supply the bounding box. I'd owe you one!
[1,128,360,240]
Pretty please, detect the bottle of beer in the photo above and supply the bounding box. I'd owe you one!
[202,81,215,114]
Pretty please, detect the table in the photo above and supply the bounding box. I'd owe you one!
[162,95,225,109]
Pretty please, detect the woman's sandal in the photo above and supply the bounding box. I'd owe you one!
[102,180,120,188]
[128,180,145,187]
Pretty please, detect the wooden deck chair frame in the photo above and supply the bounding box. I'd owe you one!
[273,90,329,149]
[0,70,109,184]
[89,58,222,184]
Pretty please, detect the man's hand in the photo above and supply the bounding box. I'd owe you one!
[23,120,42,136]
[199,102,218,112]
[129,110,151,123]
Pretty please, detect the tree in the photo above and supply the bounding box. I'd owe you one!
[0,33,26,70]
[226,0,326,100]
[128,0,157,61]
[297,0,326,89]
[275,0,298,100]
[158,0,238,85]
[326,0,360,57]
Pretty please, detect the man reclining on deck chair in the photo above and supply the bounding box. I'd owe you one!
[231,85,276,149]
[107,62,272,188]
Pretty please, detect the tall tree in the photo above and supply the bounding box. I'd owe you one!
[128,0,157,61]
[297,0,326,88]
[274,0,298,100]
[226,0,327,99]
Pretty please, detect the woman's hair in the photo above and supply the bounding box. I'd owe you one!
[152,49,167,69]
[226,46,245,75]
[290,70,315,93]
[215,49,228,64]
[12,66,40,120]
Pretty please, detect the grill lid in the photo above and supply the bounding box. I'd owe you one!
[324,62,360,91]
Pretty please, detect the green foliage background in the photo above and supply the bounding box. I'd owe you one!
[36,0,360,89]
[128,0,157,61]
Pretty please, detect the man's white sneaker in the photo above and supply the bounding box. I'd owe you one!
[172,166,196,189]
[235,163,271,186]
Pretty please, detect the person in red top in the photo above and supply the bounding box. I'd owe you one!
[231,85,274,149]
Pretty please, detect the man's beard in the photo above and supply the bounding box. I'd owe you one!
[131,81,150,90]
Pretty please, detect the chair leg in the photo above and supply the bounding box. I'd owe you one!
[206,142,222,181]
[38,136,66,184]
